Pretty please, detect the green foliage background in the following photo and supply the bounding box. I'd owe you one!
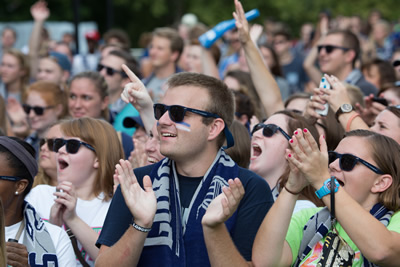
[1,0,399,46]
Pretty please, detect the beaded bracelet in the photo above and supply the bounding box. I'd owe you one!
[132,222,152,233]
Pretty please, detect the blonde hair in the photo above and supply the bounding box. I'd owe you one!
[59,118,124,200]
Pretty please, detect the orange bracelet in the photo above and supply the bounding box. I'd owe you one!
[346,113,360,132]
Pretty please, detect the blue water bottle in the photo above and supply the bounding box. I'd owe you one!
[199,9,260,48]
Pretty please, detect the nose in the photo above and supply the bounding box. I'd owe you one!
[157,110,173,125]
[328,157,341,173]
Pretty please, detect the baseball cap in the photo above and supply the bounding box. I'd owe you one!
[49,51,71,73]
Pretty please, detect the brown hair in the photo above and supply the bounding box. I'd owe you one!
[59,117,124,201]
[3,48,30,89]
[362,58,396,91]
[225,120,251,168]
[167,72,235,148]
[153,27,184,62]
[345,130,400,211]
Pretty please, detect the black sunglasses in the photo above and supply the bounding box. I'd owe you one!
[0,175,23,182]
[54,138,95,154]
[251,123,291,141]
[40,138,56,152]
[23,104,54,116]
[393,60,400,67]
[153,103,235,148]
[97,63,127,77]
[328,151,383,174]
[154,103,219,122]
[317,45,350,54]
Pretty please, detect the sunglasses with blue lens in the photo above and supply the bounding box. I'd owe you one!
[54,138,95,154]
[251,123,291,141]
[328,151,384,174]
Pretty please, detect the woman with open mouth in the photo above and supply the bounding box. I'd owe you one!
[26,117,124,266]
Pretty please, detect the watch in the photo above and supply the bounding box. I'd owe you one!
[315,177,340,199]
[335,103,353,121]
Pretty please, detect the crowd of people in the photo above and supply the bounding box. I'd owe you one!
[0,0,400,266]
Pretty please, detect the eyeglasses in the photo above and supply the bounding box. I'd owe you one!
[251,123,291,141]
[0,176,23,182]
[328,151,384,174]
[54,138,95,154]
[97,63,127,77]
[317,45,350,54]
[393,60,400,67]
[153,103,234,148]
[154,103,220,122]
[23,104,54,116]
[40,138,56,152]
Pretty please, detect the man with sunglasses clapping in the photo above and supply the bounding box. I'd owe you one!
[95,68,274,266]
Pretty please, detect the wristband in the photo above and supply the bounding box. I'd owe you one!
[132,222,152,233]
[346,113,360,132]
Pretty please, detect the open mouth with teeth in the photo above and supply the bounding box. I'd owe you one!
[58,159,69,170]
[147,157,158,164]
[161,132,177,137]
[252,144,262,158]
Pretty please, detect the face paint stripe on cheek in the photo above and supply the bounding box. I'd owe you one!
[176,122,191,132]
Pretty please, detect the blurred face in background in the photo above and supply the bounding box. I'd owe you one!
[0,53,24,85]
[68,77,108,119]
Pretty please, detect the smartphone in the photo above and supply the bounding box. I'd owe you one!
[316,76,331,116]
[372,97,389,106]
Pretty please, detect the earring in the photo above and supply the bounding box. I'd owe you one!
[15,191,19,195]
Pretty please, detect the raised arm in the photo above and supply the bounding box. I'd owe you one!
[121,64,155,134]
[234,0,284,117]
[95,160,157,266]
[29,0,49,80]
[201,46,220,79]
[253,147,308,267]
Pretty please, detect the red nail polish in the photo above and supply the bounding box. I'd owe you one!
[288,154,292,158]
[303,129,308,133]
[323,135,325,139]
[290,139,293,143]
[294,131,298,135]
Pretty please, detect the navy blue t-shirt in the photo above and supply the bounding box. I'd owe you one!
[96,164,274,264]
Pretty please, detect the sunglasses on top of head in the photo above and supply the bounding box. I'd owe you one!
[317,45,350,54]
[153,103,235,148]
[23,104,54,116]
[251,123,291,141]
[328,151,384,174]
[97,63,127,77]
[40,138,56,152]
[53,138,95,154]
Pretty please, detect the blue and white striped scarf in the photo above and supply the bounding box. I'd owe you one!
[294,203,393,267]
[22,201,58,266]
[139,149,239,266]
